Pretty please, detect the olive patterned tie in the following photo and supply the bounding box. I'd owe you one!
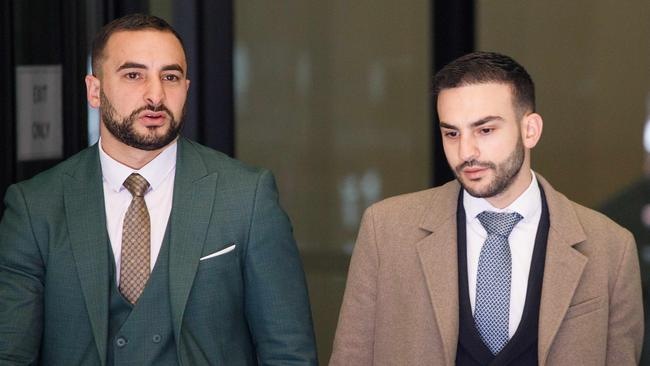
[119,173,151,304]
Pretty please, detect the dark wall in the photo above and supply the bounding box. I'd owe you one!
[1,1,16,215]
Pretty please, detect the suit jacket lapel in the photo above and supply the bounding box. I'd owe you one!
[416,181,461,366]
[536,175,587,365]
[168,138,218,345]
[64,146,109,366]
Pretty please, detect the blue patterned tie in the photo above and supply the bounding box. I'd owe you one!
[474,211,523,354]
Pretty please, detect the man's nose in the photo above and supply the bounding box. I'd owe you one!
[143,78,165,107]
[459,135,479,162]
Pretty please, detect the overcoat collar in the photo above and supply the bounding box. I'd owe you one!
[416,179,461,366]
[535,175,587,365]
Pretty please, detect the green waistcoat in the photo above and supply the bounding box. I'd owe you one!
[107,230,179,366]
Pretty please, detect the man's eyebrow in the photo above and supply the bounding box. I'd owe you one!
[161,64,185,75]
[115,62,185,76]
[439,121,458,130]
[116,62,147,72]
[470,115,503,127]
[439,115,504,130]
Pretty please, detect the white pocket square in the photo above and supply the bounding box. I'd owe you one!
[200,244,236,261]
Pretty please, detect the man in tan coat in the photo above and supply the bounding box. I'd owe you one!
[330,52,643,365]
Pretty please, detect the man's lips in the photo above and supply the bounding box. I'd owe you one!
[461,166,489,179]
[138,111,168,126]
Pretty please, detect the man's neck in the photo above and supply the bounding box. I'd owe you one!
[484,168,533,209]
[99,132,172,170]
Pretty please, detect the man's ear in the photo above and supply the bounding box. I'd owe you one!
[521,112,543,149]
[85,74,101,108]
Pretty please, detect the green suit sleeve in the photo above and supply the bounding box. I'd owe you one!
[0,184,45,365]
[243,170,318,365]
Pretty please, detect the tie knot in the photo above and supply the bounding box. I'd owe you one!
[477,211,523,237]
[123,173,150,197]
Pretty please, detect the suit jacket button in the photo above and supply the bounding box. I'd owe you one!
[152,334,162,343]
[116,337,127,348]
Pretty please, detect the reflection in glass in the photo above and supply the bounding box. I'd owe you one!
[234,1,431,362]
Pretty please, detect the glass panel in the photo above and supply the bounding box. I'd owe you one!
[235,1,431,362]
[478,1,650,362]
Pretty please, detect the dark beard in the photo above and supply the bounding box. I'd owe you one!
[454,137,525,198]
[100,90,184,151]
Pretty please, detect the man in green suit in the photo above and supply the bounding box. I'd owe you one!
[0,14,317,365]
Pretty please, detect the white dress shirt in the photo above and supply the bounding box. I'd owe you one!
[99,139,177,284]
[464,171,542,338]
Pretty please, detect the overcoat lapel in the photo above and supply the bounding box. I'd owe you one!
[536,176,587,365]
[64,146,110,366]
[168,138,218,346]
[415,181,461,366]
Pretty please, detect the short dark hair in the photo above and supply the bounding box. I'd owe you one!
[91,13,186,76]
[432,51,535,118]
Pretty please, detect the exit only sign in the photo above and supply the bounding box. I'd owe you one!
[16,65,63,161]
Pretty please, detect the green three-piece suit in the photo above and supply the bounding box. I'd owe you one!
[0,138,318,365]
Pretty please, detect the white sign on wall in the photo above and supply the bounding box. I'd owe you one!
[16,65,63,161]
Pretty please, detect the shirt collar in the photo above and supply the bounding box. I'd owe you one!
[463,170,541,222]
[98,138,178,193]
